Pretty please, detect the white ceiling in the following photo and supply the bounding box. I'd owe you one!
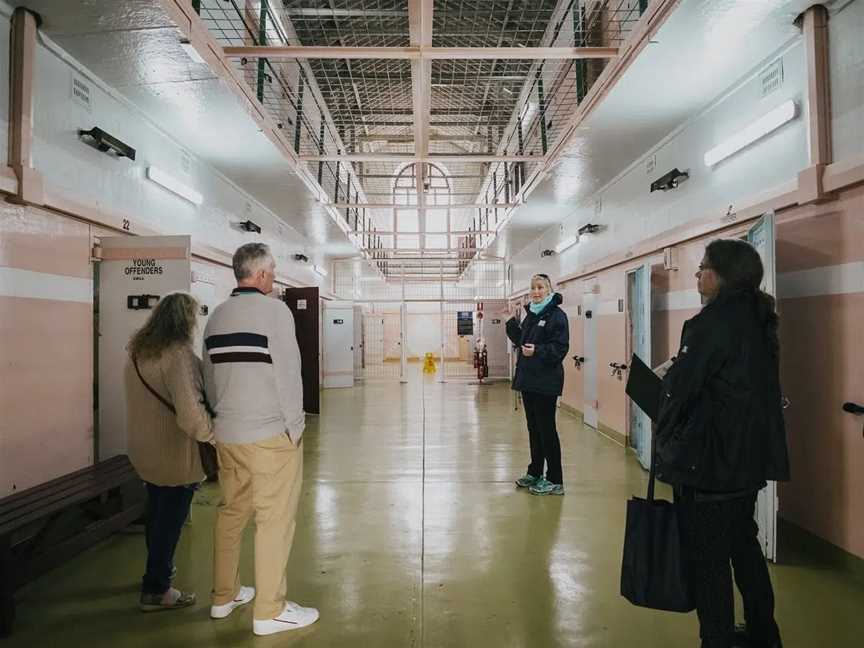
[497,0,817,257]
[20,0,357,256]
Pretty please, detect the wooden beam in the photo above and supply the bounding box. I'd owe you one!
[300,153,542,163]
[223,45,620,60]
[802,5,832,167]
[333,204,518,210]
[7,8,43,204]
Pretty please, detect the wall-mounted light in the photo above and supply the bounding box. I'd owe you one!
[577,223,602,236]
[314,265,328,277]
[650,168,689,192]
[146,166,203,205]
[554,235,578,254]
[704,100,798,167]
[79,127,136,160]
[237,220,261,233]
[179,39,206,65]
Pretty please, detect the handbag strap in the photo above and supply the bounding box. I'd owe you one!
[647,426,658,503]
[132,355,177,415]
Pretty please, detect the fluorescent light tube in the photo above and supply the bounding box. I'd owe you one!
[179,40,206,65]
[147,166,203,205]
[554,235,578,254]
[704,100,797,167]
[314,265,329,277]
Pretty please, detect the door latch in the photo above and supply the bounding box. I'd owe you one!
[609,362,628,380]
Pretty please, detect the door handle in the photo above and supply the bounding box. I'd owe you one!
[610,362,628,379]
[842,402,864,415]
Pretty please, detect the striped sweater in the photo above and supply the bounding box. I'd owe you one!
[202,287,305,445]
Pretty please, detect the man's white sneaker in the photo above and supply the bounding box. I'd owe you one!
[253,601,319,636]
[210,586,256,619]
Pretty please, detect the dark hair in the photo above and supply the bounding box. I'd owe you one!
[705,238,778,353]
[128,292,199,360]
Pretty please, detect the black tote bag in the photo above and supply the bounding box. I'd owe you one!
[620,437,693,612]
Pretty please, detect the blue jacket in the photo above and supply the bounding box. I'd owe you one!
[506,293,570,396]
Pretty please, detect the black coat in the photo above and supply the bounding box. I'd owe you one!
[655,290,791,492]
[506,293,570,396]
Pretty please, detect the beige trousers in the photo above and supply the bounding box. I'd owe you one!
[212,434,303,620]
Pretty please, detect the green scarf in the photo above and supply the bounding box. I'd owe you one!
[528,294,554,315]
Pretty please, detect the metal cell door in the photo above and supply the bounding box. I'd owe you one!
[582,280,599,429]
[748,212,779,561]
[627,264,653,469]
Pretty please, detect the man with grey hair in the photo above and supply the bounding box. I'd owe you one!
[202,242,318,636]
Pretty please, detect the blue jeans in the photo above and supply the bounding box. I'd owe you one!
[142,483,195,595]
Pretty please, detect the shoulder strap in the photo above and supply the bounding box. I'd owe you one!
[132,355,177,415]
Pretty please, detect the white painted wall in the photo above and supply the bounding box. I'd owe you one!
[406,302,442,358]
[829,0,864,162]
[510,40,810,289]
[24,22,331,289]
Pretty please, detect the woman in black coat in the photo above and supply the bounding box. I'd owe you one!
[506,273,570,496]
[656,239,789,648]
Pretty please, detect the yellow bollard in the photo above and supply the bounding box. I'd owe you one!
[423,352,437,374]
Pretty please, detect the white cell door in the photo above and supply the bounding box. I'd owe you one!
[582,283,599,429]
[748,211,779,561]
[628,264,653,470]
[323,301,355,388]
[97,236,191,460]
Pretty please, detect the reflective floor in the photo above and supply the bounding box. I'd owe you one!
[8,373,864,647]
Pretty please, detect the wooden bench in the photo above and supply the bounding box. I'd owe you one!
[0,455,145,637]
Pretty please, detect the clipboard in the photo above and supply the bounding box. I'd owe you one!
[625,353,663,422]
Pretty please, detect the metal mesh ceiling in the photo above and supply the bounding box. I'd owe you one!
[198,0,650,275]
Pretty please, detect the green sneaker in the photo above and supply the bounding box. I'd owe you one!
[515,474,540,489]
[529,478,564,496]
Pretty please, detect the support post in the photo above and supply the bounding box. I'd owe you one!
[797,4,833,204]
[293,72,304,153]
[8,7,43,204]
[536,69,548,155]
[256,0,269,103]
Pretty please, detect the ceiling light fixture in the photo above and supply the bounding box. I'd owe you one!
[704,100,798,167]
[179,39,206,65]
[554,235,578,254]
[146,166,203,205]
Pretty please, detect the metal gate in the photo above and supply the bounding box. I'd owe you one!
[333,258,507,382]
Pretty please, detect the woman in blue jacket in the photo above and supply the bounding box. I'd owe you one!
[506,274,570,495]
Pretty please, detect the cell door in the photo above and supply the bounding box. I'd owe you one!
[582,281,599,429]
[748,212,778,561]
[284,287,320,414]
[323,301,354,388]
[627,264,653,469]
[97,236,191,460]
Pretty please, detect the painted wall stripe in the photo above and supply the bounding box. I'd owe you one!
[653,289,702,312]
[596,299,622,316]
[778,262,864,299]
[0,266,93,304]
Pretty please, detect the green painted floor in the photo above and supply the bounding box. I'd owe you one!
[8,374,864,647]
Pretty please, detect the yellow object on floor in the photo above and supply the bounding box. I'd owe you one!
[423,352,437,374]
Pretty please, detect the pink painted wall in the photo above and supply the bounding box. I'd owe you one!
[776,186,864,559]
[0,205,94,496]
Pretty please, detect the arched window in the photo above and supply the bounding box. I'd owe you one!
[392,163,452,253]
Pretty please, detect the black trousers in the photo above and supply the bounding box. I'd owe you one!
[679,492,781,648]
[521,391,563,485]
[142,483,195,595]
